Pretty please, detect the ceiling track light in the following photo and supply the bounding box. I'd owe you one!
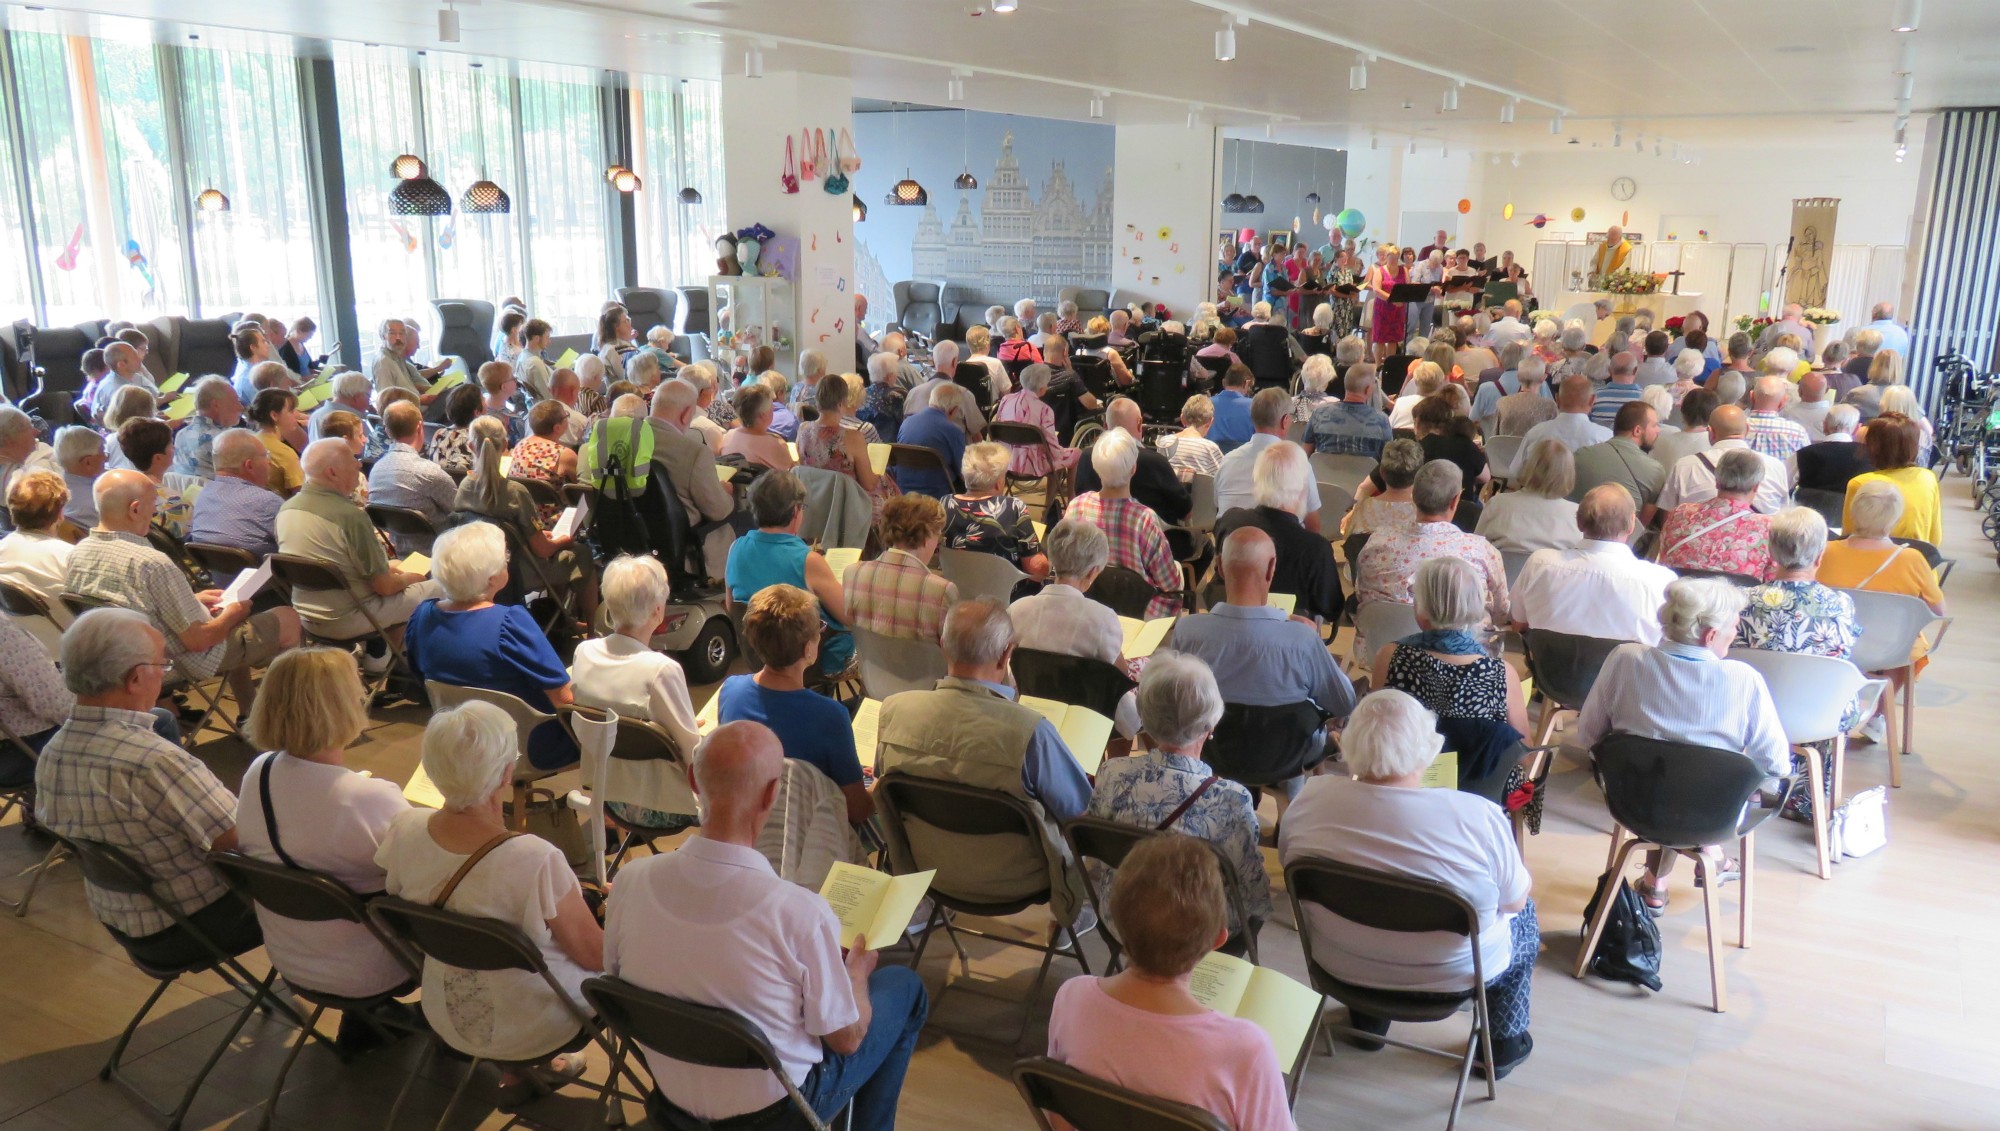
[744,44,763,78]
[1892,0,1920,32]
[1088,91,1105,118]
[989,0,1018,12]
[1510,152,1520,167]
[1369,134,1378,150]
[1653,139,1662,157]
[438,4,460,43]
[1441,82,1460,112]
[1440,142,1449,157]
[1187,105,1204,129]
[1408,138,1417,154]
[1895,39,1917,75]
[1215,18,1236,62]
[1499,98,1515,124]
[1897,73,1915,102]
[1612,124,1623,147]
[946,71,966,101]
[1633,131,1643,151]
[1550,113,1563,135]
[1348,52,1368,91]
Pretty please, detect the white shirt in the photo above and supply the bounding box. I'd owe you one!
[1011,581,1124,664]
[1214,433,1321,518]
[0,529,74,608]
[1518,412,1611,455]
[1473,492,1581,554]
[690,411,726,454]
[1486,317,1532,351]
[1280,776,1528,992]
[234,752,413,999]
[1656,438,1788,515]
[1574,641,1791,776]
[1784,399,1832,436]
[604,837,858,1120]
[1509,540,1676,645]
[1634,357,1677,388]
[1386,394,1422,431]
[569,635,704,815]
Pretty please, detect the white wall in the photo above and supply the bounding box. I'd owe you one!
[1109,124,1219,318]
[1341,147,1488,250]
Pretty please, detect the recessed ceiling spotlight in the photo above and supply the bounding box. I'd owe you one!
[1892,0,1920,32]
[989,0,1018,12]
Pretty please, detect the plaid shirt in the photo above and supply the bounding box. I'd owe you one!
[845,549,960,643]
[1744,410,1812,461]
[35,705,238,937]
[1303,399,1393,457]
[65,530,227,679]
[1062,492,1182,618]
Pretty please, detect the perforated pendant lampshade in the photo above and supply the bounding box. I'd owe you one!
[605,164,628,184]
[461,180,510,214]
[678,186,704,205]
[390,176,452,216]
[892,173,928,205]
[195,188,230,213]
[1240,194,1265,213]
[390,154,427,180]
[613,168,642,192]
[1221,192,1246,213]
[953,170,979,190]
[1305,191,1322,205]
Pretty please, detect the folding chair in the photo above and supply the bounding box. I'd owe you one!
[63,837,296,1131]
[182,542,261,587]
[1011,1056,1227,1131]
[425,681,570,832]
[368,898,643,1130]
[1499,549,1532,588]
[147,522,207,588]
[1012,648,1134,720]
[494,517,580,638]
[0,718,62,917]
[205,851,426,1130]
[873,772,1091,1049]
[1287,855,1497,1128]
[1838,587,1952,788]
[558,705,698,882]
[1205,699,1332,805]
[1186,473,1218,534]
[852,626,948,700]
[1084,565,1171,619]
[0,576,65,657]
[1889,536,1954,586]
[267,554,409,701]
[1317,481,1356,542]
[886,443,953,493]
[365,503,441,550]
[938,546,1029,607]
[1061,816,1259,970]
[583,976,846,1131]
[58,590,244,747]
[509,474,565,514]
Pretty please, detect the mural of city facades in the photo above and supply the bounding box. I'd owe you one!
[851,109,1114,316]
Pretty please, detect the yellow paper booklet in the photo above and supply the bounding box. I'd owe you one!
[1186,950,1322,1063]
[295,381,333,411]
[397,552,432,577]
[403,763,445,808]
[866,443,891,476]
[1117,616,1175,660]
[823,547,861,582]
[1420,749,1458,790]
[158,372,190,395]
[554,347,581,370]
[163,394,197,421]
[715,464,738,484]
[1268,592,1297,616]
[820,862,935,950]
[426,371,468,394]
[1018,696,1114,776]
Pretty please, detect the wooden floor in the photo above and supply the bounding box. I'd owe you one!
[3,488,1999,1131]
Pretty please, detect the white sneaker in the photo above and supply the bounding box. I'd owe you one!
[360,649,393,674]
[1858,714,1887,746]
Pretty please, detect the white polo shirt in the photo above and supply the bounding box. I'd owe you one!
[604,836,858,1120]
[1509,539,1677,645]
[1656,438,1788,515]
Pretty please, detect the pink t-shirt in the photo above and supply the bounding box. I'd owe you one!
[1046,978,1297,1131]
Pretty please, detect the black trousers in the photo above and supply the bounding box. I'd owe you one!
[115,894,264,970]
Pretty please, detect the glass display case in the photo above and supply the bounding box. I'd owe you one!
[706,275,795,383]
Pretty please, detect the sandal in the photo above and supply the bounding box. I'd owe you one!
[1634,875,1667,918]
[495,1053,588,1111]
[1693,856,1741,889]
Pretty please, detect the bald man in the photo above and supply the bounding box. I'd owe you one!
[188,428,281,557]
[66,469,300,713]
[1656,403,1789,514]
[1072,396,1192,524]
[1744,374,1812,460]
[1510,483,1676,645]
[605,720,929,1128]
[277,440,437,664]
[1519,374,1612,454]
[91,341,158,420]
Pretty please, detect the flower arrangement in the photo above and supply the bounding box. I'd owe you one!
[1604,269,1660,295]
[1664,315,1686,333]
[1529,308,1563,325]
[1735,314,1774,335]
[1802,307,1842,326]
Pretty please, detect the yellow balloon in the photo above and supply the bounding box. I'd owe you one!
[1502,203,1514,220]
[1570,207,1586,222]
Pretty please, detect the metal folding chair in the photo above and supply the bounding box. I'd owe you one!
[0,717,62,917]
[58,590,244,747]
[1061,816,1259,970]
[1011,1056,1227,1131]
[267,554,410,701]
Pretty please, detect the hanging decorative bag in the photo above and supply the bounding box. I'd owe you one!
[781,134,800,194]
[798,128,818,182]
[838,126,862,174]
[823,126,850,194]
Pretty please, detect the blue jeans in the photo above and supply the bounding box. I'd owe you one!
[646,966,928,1131]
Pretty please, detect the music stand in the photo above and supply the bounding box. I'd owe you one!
[1386,282,1433,304]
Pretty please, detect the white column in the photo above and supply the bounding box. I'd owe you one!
[720,71,855,372]
[1109,124,1219,319]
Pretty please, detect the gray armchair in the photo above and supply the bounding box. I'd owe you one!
[1059,286,1110,325]
[431,299,496,372]
[891,281,943,343]
[617,287,681,341]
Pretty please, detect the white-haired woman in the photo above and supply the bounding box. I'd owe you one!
[1574,578,1789,913]
[1528,316,1561,370]
[1158,394,1224,483]
[719,383,795,472]
[1064,430,1181,618]
[1086,650,1271,935]
[963,325,1009,398]
[790,348,829,411]
[1280,689,1537,1075]
[994,362,1079,481]
[1640,384,1680,434]
[1009,518,1137,733]
[569,555,703,833]
[376,701,602,1096]
[1476,439,1580,554]
[944,440,1048,580]
[1817,478,1946,742]
[404,521,577,770]
[1297,301,1339,359]
[1545,320,1591,383]
[1668,349,1705,410]
[455,415,593,615]
[1292,354,1336,425]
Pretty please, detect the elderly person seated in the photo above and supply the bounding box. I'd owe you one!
[306,371,386,460]
[36,608,261,966]
[510,400,580,485]
[1214,440,1342,623]
[996,315,1042,364]
[368,402,458,547]
[376,701,601,1094]
[1574,578,1789,914]
[846,494,959,643]
[1372,558,1530,795]
[962,325,1009,398]
[725,470,854,678]
[1510,485,1675,645]
[717,584,872,824]
[0,613,177,777]
[1159,394,1225,482]
[1009,519,1139,737]
[0,471,78,645]
[188,428,283,559]
[1280,689,1538,1075]
[1354,461,1508,655]
[69,469,301,712]
[605,720,928,1131]
[279,440,439,662]
[1343,437,1423,536]
[1475,439,1580,553]
[1047,835,1295,1131]
[874,597,1093,924]
[890,383,979,499]
[426,383,484,475]
[569,555,703,833]
[1304,363,1393,461]
[54,425,105,529]
[1064,429,1182,619]
[1657,449,1776,581]
[943,441,1047,580]
[1818,479,1946,743]
[403,521,575,770]
[476,360,527,446]
[457,415,594,616]
[1842,412,1939,545]
[117,417,203,538]
[1843,347,1904,421]
[721,383,797,472]
[1084,652,1272,935]
[234,648,415,1039]
[790,347,831,410]
[800,372,896,520]
[99,385,158,474]
[170,377,245,480]
[994,362,1080,481]
[1292,354,1337,424]
[1073,397,1190,525]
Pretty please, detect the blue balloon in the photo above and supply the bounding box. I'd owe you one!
[1335,208,1366,238]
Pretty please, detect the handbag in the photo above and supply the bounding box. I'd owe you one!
[838,125,861,174]
[505,787,594,868]
[823,126,849,194]
[1579,871,1664,992]
[1828,785,1888,858]
[781,134,800,194]
[796,128,816,183]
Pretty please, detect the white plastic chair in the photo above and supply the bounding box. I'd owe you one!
[1316,481,1355,541]
[853,626,949,700]
[1310,452,1377,497]
[1837,588,1952,788]
[939,546,1029,606]
[1484,434,1525,482]
[1187,473,1218,534]
[1350,601,1419,673]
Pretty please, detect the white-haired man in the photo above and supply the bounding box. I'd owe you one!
[168,377,242,480]
[1213,440,1341,622]
[1073,396,1191,525]
[307,371,387,461]
[1511,484,1675,645]
[54,425,104,528]
[1793,404,1868,496]
[278,440,438,666]
[91,341,158,421]
[67,470,301,711]
[1487,300,1532,351]
[1591,223,1631,281]
[188,429,281,558]
[1587,352,1645,430]
[1743,374,1811,461]
[648,378,736,578]
[879,331,923,390]
[1216,387,1323,530]
[1861,301,1910,359]
[676,362,730,452]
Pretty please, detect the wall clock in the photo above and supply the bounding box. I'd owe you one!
[1610,176,1637,201]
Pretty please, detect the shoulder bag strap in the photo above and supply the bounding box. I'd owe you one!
[256,755,300,871]
[1157,774,1222,831]
[1854,548,1901,589]
[1662,506,1752,559]
[431,831,521,909]
[1696,451,1717,474]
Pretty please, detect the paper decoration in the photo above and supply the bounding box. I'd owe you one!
[1334,208,1366,238]
[1527,213,1550,228]
[1570,207,1586,222]
[1174,264,1185,273]
[1457,199,1472,214]
[1502,203,1514,220]
[1157,226,1172,240]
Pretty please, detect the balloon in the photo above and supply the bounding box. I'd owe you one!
[1570,207,1586,222]
[1502,203,1514,220]
[1238,227,1256,243]
[1528,213,1549,228]
[1335,208,1366,238]
[1620,210,1629,227]
[1324,212,1339,231]
[1457,198,1472,215]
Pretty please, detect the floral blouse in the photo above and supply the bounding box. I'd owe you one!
[1657,497,1775,581]
[943,492,1042,568]
[1734,580,1859,659]
[426,426,473,476]
[509,435,565,483]
[1086,749,1273,930]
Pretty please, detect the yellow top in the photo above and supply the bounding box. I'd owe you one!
[1593,238,1631,279]
[262,431,303,494]
[1842,465,1941,545]
[1817,539,1942,665]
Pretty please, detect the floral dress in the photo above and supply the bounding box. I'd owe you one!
[1734,579,1861,818]
[799,418,896,521]
[426,426,473,476]
[1328,265,1362,338]
[1657,498,1775,580]
[943,493,1042,569]
[509,435,565,483]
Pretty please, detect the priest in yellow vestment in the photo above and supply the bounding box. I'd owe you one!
[1591,224,1632,280]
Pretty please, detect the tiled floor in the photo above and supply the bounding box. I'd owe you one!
[3,486,1998,1129]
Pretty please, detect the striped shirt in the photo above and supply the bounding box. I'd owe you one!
[64,529,228,679]
[1587,382,1643,429]
[843,548,959,643]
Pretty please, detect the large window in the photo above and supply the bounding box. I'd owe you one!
[91,37,188,317]
[423,66,525,306]
[10,30,100,324]
[334,46,431,356]
[635,75,727,289]
[517,63,608,328]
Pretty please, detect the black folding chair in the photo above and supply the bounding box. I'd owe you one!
[1011,648,1135,721]
[1084,565,1171,619]
[63,837,297,1131]
[1011,1056,1227,1131]
[0,717,62,917]
[0,577,63,642]
[267,554,410,701]
[57,590,243,747]
[509,474,565,514]
[582,976,844,1131]
[988,419,1060,498]
[1061,816,1259,970]
[206,851,425,1130]
[1205,699,1332,801]
[147,522,207,588]
[874,772,1091,1049]
[365,503,441,549]
[367,897,643,1130]
[886,442,954,493]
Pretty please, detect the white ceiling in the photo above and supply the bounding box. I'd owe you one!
[12,0,1990,153]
